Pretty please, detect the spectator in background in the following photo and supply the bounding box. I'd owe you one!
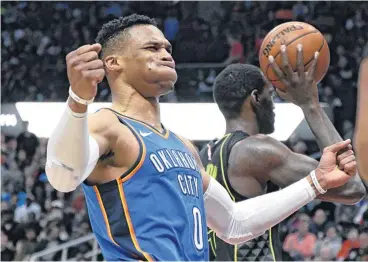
[14,195,41,224]
[310,209,329,239]
[283,213,317,260]
[1,230,15,261]
[336,228,360,261]
[314,224,342,259]
[292,1,309,20]
[164,8,179,49]
[13,226,38,261]
[340,229,368,261]
[16,121,39,161]
[224,29,244,65]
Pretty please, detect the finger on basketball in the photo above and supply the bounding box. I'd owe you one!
[307,52,319,81]
[296,44,305,81]
[337,149,354,163]
[280,45,294,79]
[324,139,351,154]
[339,155,356,170]
[268,55,289,86]
[260,71,272,87]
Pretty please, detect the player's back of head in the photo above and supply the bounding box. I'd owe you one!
[213,63,265,119]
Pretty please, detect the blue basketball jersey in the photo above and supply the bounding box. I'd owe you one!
[82,110,209,261]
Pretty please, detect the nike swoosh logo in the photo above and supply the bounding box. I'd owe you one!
[139,130,152,137]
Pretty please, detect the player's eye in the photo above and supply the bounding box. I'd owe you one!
[166,47,172,54]
[146,46,158,51]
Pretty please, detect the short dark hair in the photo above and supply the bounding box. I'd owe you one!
[95,14,157,55]
[213,64,265,119]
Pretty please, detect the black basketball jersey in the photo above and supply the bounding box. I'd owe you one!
[199,131,282,262]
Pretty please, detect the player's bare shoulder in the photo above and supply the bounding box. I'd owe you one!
[231,134,288,157]
[229,134,288,177]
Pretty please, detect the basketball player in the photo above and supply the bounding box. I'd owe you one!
[355,58,368,180]
[45,15,358,261]
[200,45,366,261]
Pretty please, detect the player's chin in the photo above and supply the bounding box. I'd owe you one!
[157,80,176,94]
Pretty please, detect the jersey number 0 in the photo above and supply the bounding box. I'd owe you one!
[193,207,203,250]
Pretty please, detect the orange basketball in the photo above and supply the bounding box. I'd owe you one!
[259,21,330,91]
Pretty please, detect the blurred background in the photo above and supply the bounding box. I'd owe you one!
[1,1,368,261]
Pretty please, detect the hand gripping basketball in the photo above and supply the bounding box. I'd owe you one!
[316,139,357,190]
[66,44,105,101]
[268,44,320,106]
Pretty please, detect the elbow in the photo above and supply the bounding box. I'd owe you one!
[221,231,265,245]
[353,182,367,204]
[45,162,79,193]
[343,182,367,205]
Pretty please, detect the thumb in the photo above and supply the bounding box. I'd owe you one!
[323,139,351,154]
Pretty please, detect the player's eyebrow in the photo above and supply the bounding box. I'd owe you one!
[145,41,172,52]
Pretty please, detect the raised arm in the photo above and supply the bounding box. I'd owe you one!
[181,135,356,245]
[354,58,368,181]
[46,44,108,192]
[268,44,366,202]
[229,135,364,205]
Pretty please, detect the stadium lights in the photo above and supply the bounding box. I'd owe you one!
[14,102,304,141]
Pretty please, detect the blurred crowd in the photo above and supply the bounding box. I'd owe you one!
[1,1,368,261]
[1,122,96,261]
[2,1,367,135]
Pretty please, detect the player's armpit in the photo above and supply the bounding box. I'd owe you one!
[230,134,365,205]
[45,103,112,192]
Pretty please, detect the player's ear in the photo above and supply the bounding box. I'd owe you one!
[105,55,124,72]
[250,89,260,106]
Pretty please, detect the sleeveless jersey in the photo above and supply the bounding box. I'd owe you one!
[199,131,282,262]
[82,110,208,261]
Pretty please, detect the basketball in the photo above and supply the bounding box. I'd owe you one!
[259,21,330,90]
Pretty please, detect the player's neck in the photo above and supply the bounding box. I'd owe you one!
[111,88,162,131]
[225,118,258,136]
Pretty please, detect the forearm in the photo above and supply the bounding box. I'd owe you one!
[45,98,99,192]
[301,102,342,149]
[355,58,368,180]
[204,176,318,245]
[301,103,366,203]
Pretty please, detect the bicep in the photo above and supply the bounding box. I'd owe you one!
[269,152,318,189]
[229,135,318,190]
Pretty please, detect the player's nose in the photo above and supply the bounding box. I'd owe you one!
[160,51,175,68]
[161,51,174,62]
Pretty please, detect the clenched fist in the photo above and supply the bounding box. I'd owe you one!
[316,139,357,190]
[66,43,105,101]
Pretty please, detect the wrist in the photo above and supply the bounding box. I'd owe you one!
[300,100,322,112]
[306,175,320,196]
[68,97,88,114]
[314,169,328,191]
[306,169,328,196]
